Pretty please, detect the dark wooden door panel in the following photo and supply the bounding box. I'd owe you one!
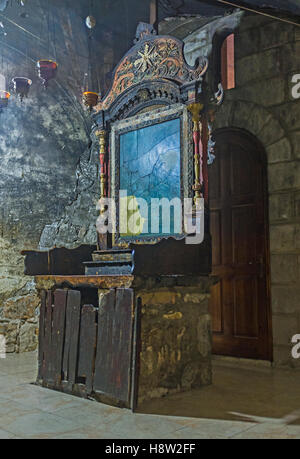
[210,281,223,334]
[233,276,259,338]
[209,129,272,360]
[93,288,134,405]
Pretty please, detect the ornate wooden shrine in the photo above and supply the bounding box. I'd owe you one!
[23,23,218,410]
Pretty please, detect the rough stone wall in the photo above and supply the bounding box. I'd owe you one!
[184,13,300,367]
[0,0,149,353]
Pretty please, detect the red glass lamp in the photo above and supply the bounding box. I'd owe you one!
[37,60,58,88]
[0,90,10,113]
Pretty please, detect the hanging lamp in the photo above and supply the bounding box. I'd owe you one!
[36,60,58,88]
[82,91,99,110]
[12,77,32,101]
[0,90,10,113]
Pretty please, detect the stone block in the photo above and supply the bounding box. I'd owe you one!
[138,297,212,403]
[272,314,299,346]
[259,22,295,52]
[266,138,292,164]
[238,14,272,32]
[18,321,38,353]
[197,314,212,358]
[0,276,28,304]
[2,293,40,320]
[141,290,181,306]
[0,320,21,353]
[246,107,272,139]
[258,119,285,148]
[278,42,300,75]
[272,286,300,314]
[289,131,300,159]
[269,193,293,222]
[273,344,300,368]
[270,223,300,252]
[234,28,260,60]
[234,78,286,108]
[270,254,299,284]
[273,102,300,133]
[236,49,279,86]
[212,101,235,130]
[295,191,300,217]
[268,161,300,193]
[183,293,207,303]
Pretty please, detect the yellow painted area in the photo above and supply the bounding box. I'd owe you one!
[120,195,145,236]
[163,311,183,320]
[141,291,181,305]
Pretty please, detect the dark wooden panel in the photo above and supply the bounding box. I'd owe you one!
[208,150,221,201]
[44,291,54,384]
[230,145,257,197]
[52,290,68,387]
[209,281,223,334]
[37,290,47,381]
[49,245,96,275]
[233,276,259,338]
[77,305,97,395]
[232,205,256,265]
[131,297,142,412]
[22,245,96,276]
[132,236,211,276]
[22,250,49,276]
[210,209,221,266]
[94,288,134,405]
[62,290,81,386]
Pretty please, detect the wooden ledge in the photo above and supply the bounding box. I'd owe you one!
[35,275,134,290]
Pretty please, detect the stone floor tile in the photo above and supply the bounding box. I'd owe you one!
[2,411,86,439]
[93,412,198,439]
[0,428,17,439]
[173,418,254,439]
[0,351,299,439]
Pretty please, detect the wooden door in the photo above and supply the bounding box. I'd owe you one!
[208,129,272,360]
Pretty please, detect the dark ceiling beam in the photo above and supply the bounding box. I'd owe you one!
[157,0,300,27]
[216,0,300,26]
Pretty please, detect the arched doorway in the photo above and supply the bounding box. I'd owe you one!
[208,128,272,360]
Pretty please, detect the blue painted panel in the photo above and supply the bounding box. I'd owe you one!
[119,118,181,237]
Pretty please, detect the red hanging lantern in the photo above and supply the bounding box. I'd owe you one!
[12,77,32,101]
[36,59,58,88]
[0,90,10,113]
[82,91,99,111]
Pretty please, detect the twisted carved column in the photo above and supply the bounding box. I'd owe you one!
[188,103,204,205]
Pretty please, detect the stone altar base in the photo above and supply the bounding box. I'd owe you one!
[35,274,214,410]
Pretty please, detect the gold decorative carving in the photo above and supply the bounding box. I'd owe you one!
[188,103,204,204]
[134,44,157,72]
[95,130,107,212]
[94,37,208,113]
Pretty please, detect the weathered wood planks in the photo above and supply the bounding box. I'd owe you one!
[37,287,137,408]
[77,305,97,395]
[93,289,134,404]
